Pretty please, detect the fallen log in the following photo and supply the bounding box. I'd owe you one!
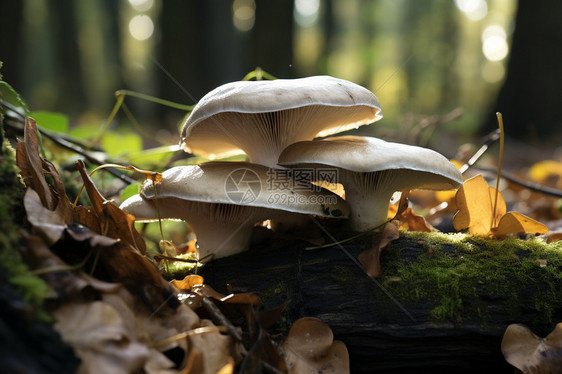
[199,228,562,373]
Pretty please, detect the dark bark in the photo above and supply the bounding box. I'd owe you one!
[199,231,561,373]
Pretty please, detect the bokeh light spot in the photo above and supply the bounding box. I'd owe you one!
[128,0,154,12]
[482,35,508,61]
[128,14,154,41]
[294,0,320,27]
[481,60,505,83]
[233,0,256,32]
[454,0,488,21]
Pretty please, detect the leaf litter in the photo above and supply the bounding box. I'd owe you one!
[15,117,348,373]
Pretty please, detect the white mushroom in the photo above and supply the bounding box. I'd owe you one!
[119,162,349,260]
[278,136,463,232]
[180,76,382,168]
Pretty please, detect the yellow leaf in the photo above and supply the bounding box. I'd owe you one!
[171,275,205,291]
[453,174,506,235]
[491,212,549,239]
[528,160,562,184]
[397,207,435,232]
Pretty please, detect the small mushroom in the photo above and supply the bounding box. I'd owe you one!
[278,135,463,232]
[501,323,562,373]
[281,317,350,374]
[180,76,382,168]
[119,162,349,260]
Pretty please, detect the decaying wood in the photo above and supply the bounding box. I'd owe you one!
[199,230,562,373]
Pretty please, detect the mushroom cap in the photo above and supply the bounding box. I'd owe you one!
[278,135,463,190]
[179,76,382,163]
[129,161,350,219]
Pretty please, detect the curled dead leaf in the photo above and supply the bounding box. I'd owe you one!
[53,300,176,374]
[501,323,562,373]
[16,118,57,210]
[396,207,435,232]
[546,232,562,243]
[20,230,121,300]
[358,221,400,277]
[192,284,261,305]
[186,319,236,374]
[24,189,69,246]
[171,275,205,292]
[74,160,146,255]
[282,317,349,374]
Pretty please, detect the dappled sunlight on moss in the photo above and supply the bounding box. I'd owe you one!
[382,230,562,327]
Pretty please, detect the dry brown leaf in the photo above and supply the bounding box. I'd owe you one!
[491,211,549,239]
[16,118,57,210]
[181,349,205,374]
[102,287,199,360]
[282,317,349,374]
[175,239,198,255]
[192,284,261,305]
[74,160,146,255]
[453,174,506,235]
[187,319,235,374]
[171,275,205,292]
[358,221,400,277]
[546,232,562,243]
[20,230,121,300]
[501,323,562,373]
[24,189,69,245]
[397,207,435,232]
[53,300,176,374]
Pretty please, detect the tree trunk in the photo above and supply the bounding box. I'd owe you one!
[253,0,295,78]
[484,0,562,144]
[199,230,561,373]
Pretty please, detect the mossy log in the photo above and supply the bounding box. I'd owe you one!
[199,229,562,373]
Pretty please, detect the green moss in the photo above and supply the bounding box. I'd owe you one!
[159,253,199,280]
[382,230,562,328]
[0,133,50,320]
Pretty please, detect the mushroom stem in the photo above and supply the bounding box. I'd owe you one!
[343,186,394,232]
[339,170,398,232]
[156,200,263,261]
[187,217,254,260]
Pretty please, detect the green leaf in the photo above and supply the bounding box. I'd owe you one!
[0,81,30,115]
[69,124,101,140]
[101,131,143,157]
[121,182,141,202]
[127,144,178,169]
[31,111,69,133]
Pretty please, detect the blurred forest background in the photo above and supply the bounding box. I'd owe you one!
[1,0,561,162]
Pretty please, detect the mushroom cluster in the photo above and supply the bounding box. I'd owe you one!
[120,75,462,260]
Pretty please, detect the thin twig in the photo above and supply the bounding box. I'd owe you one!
[201,297,243,341]
[3,104,136,185]
[474,166,562,198]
